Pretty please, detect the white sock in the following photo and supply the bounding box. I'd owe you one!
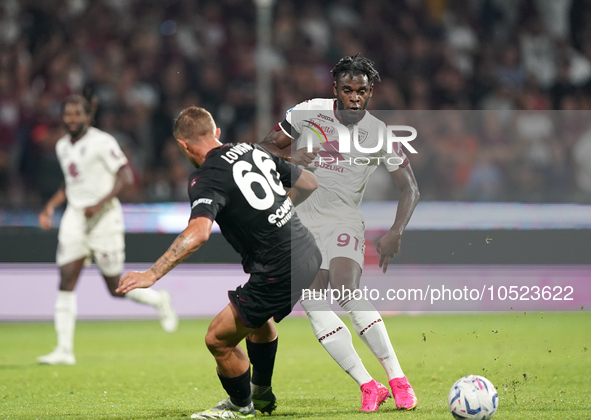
[301,298,373,386]
[125,288,162,307]
[55,291,76,353]
[339,297,404,381]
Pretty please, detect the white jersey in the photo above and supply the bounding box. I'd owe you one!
[56,127,128,208]
[280,98,407,227]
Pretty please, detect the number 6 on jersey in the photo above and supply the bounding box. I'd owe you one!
[233,148,286,210]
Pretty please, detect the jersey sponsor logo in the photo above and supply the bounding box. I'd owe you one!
[308,118,336,136]
[220,143,253,164]
[322,125,335,135]
[190,176,200,188]
[317,113,334,122]
[303,119,330,146]
[267,196,294,227]
[313,160,344,173]
[192,198,213,208]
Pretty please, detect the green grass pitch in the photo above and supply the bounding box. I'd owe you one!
[1,312,589,419]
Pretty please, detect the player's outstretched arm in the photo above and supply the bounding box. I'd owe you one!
[259,128,318,167]
[39,185,67,230]
[290,170,318,206]
[376,164,420,273]
[116,217,213,293]
[84,165,133,218]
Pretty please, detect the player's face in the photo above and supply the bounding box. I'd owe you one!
[62,102,90,139]
[334,73,373,113]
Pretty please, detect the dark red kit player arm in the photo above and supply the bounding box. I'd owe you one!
[39,184,67,230]
[84,164,133,218]
[259,127,318,167]
[375,164,420,273]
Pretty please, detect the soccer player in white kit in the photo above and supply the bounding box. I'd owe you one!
[37,95,178,365]
[259,55,420,411]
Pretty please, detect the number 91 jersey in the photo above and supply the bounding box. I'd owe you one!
[188,143,312,276]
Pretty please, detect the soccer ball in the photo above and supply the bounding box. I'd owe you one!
[448,375,498,419]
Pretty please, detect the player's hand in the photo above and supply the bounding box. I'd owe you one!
[116,270,157,294]
[376,231,402,273]
[84,202,103,218]
[38,207,54,230]
[290,147,320,167]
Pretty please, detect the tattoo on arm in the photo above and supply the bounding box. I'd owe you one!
[150,234,193,280]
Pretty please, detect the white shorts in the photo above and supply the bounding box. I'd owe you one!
[57,199,125,276]
[308,223,365,271]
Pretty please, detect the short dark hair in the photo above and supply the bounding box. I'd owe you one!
[62,94,97,117]
[330,54,381,83]
[62,95,91,114]
[173,106,215,141]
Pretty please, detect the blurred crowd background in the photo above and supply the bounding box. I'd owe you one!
[2,0,591,208]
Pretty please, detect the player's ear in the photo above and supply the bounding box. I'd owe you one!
[176,138,189,152]
[369,82,374,97]
[215,127,221,140]
[333,80,338,96]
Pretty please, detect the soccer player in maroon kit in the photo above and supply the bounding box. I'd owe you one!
[259,55,420,412]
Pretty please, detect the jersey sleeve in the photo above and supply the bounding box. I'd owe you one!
[379,123,410,172]
[55,138,65,164]
[188,171,226,221]
[101,135,129,173]
[277,100,311,140]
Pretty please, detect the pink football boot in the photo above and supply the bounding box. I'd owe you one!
[389,376,418,410]
[359,379,390,412]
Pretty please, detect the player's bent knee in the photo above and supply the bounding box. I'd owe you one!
[205,330,230,357]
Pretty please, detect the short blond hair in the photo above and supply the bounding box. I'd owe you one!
[173,106,216,141]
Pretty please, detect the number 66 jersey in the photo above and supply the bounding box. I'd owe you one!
[188,142,315,277]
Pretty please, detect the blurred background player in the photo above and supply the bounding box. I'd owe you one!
[117,106,321,419]
[259,55,420,411]
[37,94,178,366]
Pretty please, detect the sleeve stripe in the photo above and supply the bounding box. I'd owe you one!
[279,120,295,139]
[189,214,214,221]
[386,157,410,172]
